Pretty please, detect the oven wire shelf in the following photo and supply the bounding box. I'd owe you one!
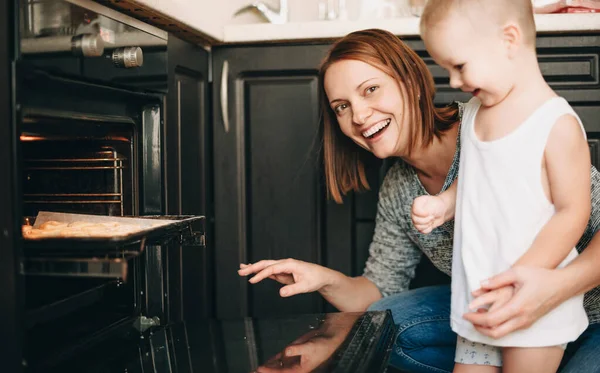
[23,150,129,216]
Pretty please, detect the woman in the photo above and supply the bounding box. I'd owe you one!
[238,29,600,373]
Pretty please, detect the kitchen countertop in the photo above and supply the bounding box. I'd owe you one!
[224,13,600,43]
[105,1,600,46]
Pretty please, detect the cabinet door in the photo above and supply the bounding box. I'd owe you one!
[590,139,600,169]
[164,35,213,321]
[213,44,358,318]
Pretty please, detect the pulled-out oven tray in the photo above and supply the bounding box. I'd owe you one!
[23,211,205,254]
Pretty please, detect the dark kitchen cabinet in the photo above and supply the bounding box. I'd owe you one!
[212,43,367,319]
[163,35,214,321]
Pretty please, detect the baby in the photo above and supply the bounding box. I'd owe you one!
[412,0,591,372]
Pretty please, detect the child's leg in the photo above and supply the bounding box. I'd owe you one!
[453,363,500,373]
[454,337,501,373]
[503,346,564,373]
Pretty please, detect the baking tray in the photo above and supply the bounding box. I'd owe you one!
[23,211,205,254]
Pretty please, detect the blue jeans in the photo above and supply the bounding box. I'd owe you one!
[368,285,600,373]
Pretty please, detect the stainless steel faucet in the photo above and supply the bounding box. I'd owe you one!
[233,0,289,24]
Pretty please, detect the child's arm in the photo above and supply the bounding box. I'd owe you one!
[412,180,457,234]
[514,114,591,268]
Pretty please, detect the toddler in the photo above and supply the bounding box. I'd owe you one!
[413,0,591,372]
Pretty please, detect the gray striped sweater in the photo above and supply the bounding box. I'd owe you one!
[362,116,600,324]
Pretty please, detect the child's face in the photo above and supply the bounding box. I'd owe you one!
[423,14,515,108]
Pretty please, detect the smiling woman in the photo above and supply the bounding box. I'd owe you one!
[318,29,458,203]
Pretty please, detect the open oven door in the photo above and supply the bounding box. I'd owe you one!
[21,213,206,372]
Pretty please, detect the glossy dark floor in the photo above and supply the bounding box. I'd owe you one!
[49,311,396,373]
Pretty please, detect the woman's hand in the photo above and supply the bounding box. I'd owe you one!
[463,266,567,339]
[411,195,448,234]
[238,259,333,297]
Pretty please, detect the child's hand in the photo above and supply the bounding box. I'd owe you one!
[411,195,447,234]
[469,285,515,314]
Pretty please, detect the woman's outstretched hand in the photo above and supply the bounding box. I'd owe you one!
[463,266,566,339]
[238,259,332,298]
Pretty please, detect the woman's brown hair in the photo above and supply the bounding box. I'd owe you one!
[319,28,459,203]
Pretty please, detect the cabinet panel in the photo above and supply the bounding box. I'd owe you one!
[245,76,323,317]
[405,35,600,107]
[590,139,600,170]
[354,156,382,221]
[164,35,213,321]
[574,106,600,133]
[213,44,336,318]
[355,222,375,277]
[538,54,596,85]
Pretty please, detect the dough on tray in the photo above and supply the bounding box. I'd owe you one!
[22,220,144,239]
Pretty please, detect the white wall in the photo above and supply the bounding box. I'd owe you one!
[148,0,416,40]
[225,0,371,24]
[137,0,228,39]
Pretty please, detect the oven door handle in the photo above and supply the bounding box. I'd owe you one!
[220,60,230,133]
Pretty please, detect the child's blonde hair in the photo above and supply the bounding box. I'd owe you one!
[420,0,536,47]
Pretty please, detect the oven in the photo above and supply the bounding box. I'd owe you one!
[0,0,205,372]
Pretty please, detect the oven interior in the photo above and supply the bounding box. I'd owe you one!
[22,116,135,217]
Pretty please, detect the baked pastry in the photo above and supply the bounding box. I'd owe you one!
[23,220,144,239]
[39,221,68,230]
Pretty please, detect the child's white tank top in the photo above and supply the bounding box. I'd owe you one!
[451,97,589,347]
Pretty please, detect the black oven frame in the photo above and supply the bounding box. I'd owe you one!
[1,0,23,372]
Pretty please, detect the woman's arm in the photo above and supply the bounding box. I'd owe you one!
[320,271,383,311]
[239,162,423,312]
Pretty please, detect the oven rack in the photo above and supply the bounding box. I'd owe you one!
[23,150,128,216]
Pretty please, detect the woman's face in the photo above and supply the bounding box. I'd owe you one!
[324,59,410,159]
